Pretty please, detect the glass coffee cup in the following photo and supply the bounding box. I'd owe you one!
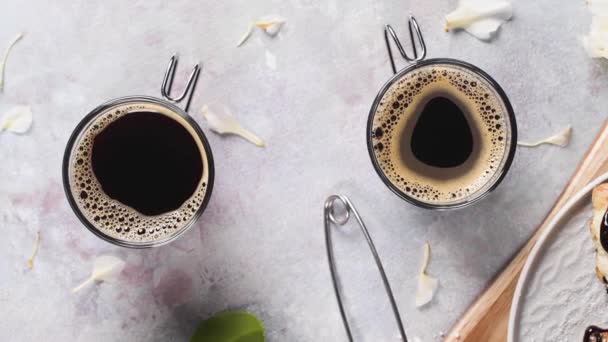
[367,17,517,209]
[62,56,214,248]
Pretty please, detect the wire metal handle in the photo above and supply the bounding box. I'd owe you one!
[384,15,427,75]
[324,195,407,342]
[161,55,201,112]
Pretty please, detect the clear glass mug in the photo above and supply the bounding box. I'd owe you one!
[366,18,517,209]
[62,56,214,248]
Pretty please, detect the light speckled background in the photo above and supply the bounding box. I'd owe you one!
[0,0,606,341]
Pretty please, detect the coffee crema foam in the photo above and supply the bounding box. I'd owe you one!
[69,102,210,243]
[370,63,512,205]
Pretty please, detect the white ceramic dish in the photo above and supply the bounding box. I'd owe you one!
[508,172,608,341]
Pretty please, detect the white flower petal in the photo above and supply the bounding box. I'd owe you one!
[416,273,439,307]
[0,105,33,134]
[72,255,125,293]
[255,15,286,36]
[264,22,284,36]
[584,13,608,59]
[237,22,254,47]
[518,126,572,148]
[27,231,40,269]
[463,18,505,41]
[415,241,439,308]
[265,50,277,70]
[201,104,265,147]
[583,33,608,59]
[588,0,608,15]
[445,1,512,41]
[0,32,24,91]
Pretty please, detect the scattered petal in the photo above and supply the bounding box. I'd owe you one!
[444,1,512,41]
[583,2,608,59]
[583,17,608,59]
[0,105,32,134]
[265,50,277,70]
[237,22,255,47]
[518,126,572,148]
[415,241,439,308]
[588,0,608,14]
[236,15,285,47]
[201,104,265,147]
[254,15,286,36]
[0,32,24,91]
[72,255,125,293]
[26,231,40,269]
[416,271,439,307]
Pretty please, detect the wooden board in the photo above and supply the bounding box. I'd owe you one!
[446,120,608,342]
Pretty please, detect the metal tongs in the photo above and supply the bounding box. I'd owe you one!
[384,15,427,74]
[160,55,201,112]
[324,195,408,341]
[325,15,424,341]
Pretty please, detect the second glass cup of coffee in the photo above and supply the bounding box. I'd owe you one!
[367,17,517,209]
[63,56,214,248]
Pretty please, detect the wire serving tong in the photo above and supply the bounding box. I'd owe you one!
[384,15,427,75]
[324,195,407,342]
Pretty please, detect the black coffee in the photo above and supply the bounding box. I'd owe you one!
[370,63,511,204]
[410,96,473,168]
[91,111,203,216]
[68,101,211,243]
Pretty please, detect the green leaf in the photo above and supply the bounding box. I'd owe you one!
[190,311,264,342]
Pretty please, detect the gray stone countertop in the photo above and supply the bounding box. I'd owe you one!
[1,0,606,341]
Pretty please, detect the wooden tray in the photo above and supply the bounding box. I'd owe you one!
[446,120,608,341]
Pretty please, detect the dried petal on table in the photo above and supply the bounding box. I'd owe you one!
[415,241,439,308]
[72,255,125,293]
[0,32,24,91]
[583,2,608,59]
[201,104,265,147]
[518,125,572,148]
[237,22,254,47]
[254,15,286,36]
[583,16,608,59]
[0,105,33,134]
[588,0,608,13]
[237,15,286,47]
[265,50,277,70]
[26,231,40,269]
[444,0,512,41]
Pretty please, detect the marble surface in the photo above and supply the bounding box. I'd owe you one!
[0,0,607,341]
